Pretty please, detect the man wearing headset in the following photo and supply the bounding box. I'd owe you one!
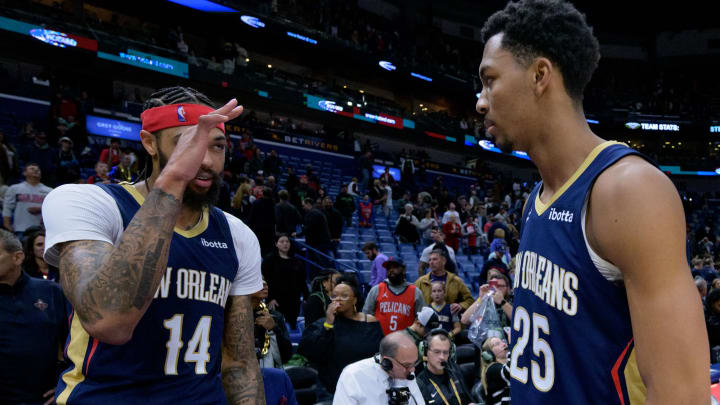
[333,332,425,404]
[416,330,476,405]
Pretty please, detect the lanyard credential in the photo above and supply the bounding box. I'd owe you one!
[428,377,462,405]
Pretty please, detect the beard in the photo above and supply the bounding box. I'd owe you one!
[157,148,222,210]
[387,272,405,285]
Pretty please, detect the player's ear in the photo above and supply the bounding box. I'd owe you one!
[531,57,553,98]
[140,130,158,158]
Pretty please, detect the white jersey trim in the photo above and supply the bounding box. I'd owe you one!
[581,193,623,282]
[42,184,262,299]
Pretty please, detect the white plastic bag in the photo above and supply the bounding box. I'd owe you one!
[468,294,504,347]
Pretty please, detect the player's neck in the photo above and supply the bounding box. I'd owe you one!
[526,111,604,195]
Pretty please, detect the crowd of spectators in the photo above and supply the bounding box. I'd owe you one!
[3,4,720,402]
[3,88,720,403]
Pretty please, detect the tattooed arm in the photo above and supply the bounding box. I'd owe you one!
[54,99,244,345]
[57,187,181,345]
[222,295,265,404]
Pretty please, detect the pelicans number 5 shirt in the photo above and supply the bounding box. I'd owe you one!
[510,142,648,405]
[42,183,263,405]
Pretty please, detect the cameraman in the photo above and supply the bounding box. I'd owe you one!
[333,332,425,404]
[416,331,476,405]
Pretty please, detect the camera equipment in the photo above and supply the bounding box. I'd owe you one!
[386,386,411,405]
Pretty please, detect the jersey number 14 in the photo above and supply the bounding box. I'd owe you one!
[163,314,212,375]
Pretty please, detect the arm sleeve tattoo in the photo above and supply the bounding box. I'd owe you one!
[222,295,266,405]
[58,188,180,327]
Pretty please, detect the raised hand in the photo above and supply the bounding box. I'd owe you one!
[158,99,243,189]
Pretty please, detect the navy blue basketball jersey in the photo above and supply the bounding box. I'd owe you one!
[510,142,648,404]
[56,184,240,405]
[431,303,455,333]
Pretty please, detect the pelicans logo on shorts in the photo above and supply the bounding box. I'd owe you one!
[177,105,187,122]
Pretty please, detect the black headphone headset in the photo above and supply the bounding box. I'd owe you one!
[377,355,394,372]
[375,354,415,380]
[419,328,457,361]
[481,348,496,363]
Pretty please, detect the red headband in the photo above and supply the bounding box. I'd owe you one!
[140,104,225,134]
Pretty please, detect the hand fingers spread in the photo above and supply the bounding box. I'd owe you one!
[213,98,238,116]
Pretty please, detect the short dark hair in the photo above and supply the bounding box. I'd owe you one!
[0,229,22,253]
[262,187,273,199]
[335,274,361,301]
[278,189,289,200]
[427,331,451,350]
[362,242,378,252]
[480,0,600,102]
[489,273,511,286]
[303,198,314,206]
[430,249,447,260]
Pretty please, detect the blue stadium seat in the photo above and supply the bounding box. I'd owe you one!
[359,270,372,284]
[336,259,358,271]
[338,250,357,260]
[358,260,372,272]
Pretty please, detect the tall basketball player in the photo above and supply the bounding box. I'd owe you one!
[42,87,265,404]
[476,1,708,404]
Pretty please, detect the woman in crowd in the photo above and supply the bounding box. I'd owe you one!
[443,213,462,252]
[475,336,510,405]
[262,234,309,329]
[252,277,293,369]
[22,230,59,282]
[230,181,252,222]
[298,274,383,400]
[418,208,438,245]
[303,268,341,325]
[395,203,420,244]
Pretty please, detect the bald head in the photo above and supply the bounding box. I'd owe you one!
[380,332,416,358]
[379,332,419,379]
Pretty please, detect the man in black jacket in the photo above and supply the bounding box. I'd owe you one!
[249,187,276,257]
[275,189,302,236]
[302,198,333,268]
[416,331,476,405]
[334,185,356,226]
[322,196,343,255]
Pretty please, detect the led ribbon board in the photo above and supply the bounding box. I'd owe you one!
[304,94,408,130]
[164,0,237,12]
[379,61,397,71]
[477,139,530,160]
[86,115,142,141]
[98,49,189,78]
[0,16,97,51]
[241,15,265,28]
[625,121,680,131]
[411,72,432,82]
[287,32,317,44]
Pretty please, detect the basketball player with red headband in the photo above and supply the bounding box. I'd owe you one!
[41,87,266,404]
